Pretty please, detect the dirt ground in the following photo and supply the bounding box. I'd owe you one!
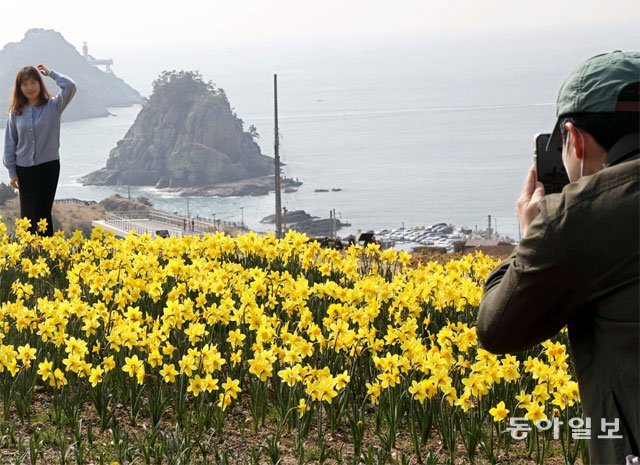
[0,197,104,236]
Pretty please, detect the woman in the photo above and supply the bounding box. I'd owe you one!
[3,64,77,236]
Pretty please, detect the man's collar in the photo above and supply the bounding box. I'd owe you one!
[603,132,640,167]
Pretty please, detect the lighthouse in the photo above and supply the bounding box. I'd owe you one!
[81,41,114,73]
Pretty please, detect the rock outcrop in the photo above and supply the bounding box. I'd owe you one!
[180,176,302,197]
[80,70,275,189]
[261,210,351,236]
[99,194,153,212]
[0,29,142,122]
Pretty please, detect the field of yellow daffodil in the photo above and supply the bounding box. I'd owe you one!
[0,218,587,465]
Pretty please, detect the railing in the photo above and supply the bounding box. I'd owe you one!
[108,210,151,220]
[104,209,247,238]
[104,212,154,236]
[55,198,98,206]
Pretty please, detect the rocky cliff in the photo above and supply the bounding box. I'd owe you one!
[80,70,274,188]
[0,29,142,122]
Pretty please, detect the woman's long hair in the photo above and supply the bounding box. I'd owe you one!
[7,66,52,116]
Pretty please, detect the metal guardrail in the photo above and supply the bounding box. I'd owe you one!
[104,209,246,238]
[104,212,165,237]
[149,211,243,233]
[108,210,150,220]
[55,198,98,206]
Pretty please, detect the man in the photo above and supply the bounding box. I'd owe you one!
[476,51,639,464]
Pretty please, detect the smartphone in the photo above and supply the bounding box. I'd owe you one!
[535,133,570,194]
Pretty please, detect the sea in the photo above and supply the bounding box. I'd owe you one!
[2,30,636,241]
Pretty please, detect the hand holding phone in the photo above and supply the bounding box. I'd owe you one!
[517,165,545,238]
[534,133,570,194]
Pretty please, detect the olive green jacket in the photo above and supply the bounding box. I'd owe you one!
[477,133,639,464]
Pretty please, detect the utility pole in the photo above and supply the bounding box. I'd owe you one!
[333,208,337,238]
[329,210,333,237]
[274,74,283,239]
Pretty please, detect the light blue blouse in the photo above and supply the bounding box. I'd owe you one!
[3,70,77,178]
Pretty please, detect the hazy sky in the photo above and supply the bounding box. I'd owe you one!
[1,0,638,52]
[1,0,638,97]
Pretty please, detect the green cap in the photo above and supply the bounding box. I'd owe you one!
[547,50,640,150]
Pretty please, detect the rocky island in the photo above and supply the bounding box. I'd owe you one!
[179,175,302,197]
[80,70,287,194]
[0,29,142,122]
[261,210,350,237]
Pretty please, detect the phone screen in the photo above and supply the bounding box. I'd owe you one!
[535,133,570,194]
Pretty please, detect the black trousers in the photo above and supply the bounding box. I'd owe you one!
[16,159,60,237]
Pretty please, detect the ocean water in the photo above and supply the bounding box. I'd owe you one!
[2,21,638,241]
[0,51,565,241]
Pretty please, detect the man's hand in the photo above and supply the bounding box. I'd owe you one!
[10,177,19,189]
[517,166,545,237]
